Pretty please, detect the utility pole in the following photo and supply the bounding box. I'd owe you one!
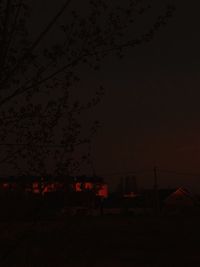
[88,141,96,177]
[153,166,159,215]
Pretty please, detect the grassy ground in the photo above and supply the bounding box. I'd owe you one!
[0,215,200,266]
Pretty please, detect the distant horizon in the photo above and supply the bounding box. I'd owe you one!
[1,168,200,194]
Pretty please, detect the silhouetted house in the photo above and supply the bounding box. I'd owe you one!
[57,176,108,215]
[163,187,196,214]
[72,175,108,198]
[133,189,172,214]
[0,175,108,199]
[102,191,144,215]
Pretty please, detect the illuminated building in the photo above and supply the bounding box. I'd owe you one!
[0,175,108,198]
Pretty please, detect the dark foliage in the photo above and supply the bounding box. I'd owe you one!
[0,0,175,177]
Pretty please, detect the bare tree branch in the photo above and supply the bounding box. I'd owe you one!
[0,0,72,90]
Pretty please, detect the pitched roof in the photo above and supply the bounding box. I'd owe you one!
[164,187,194,205]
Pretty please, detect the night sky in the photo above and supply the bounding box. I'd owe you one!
[31,1,200,191]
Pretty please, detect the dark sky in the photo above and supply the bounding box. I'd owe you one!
[31,1,200,191]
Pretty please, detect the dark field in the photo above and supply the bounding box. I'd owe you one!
[0,215,200,267]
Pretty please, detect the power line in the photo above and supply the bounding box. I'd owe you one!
[98,169,152,177]
[159,169,200,177]
[98,169,200,178]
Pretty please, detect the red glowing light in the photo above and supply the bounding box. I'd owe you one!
[97,184,108,198]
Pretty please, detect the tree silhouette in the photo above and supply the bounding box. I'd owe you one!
[0,0,175,178]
